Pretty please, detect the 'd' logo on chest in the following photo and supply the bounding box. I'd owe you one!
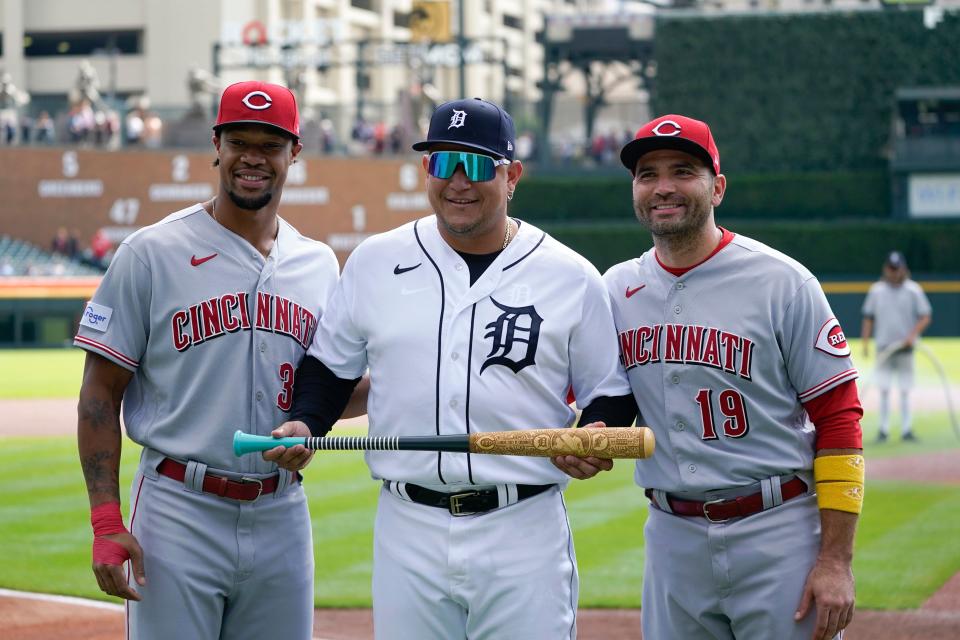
[480,298,542,375]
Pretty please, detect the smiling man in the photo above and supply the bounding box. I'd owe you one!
[74,81,346,639]
[276,97,637,639]
[604,115,865,640]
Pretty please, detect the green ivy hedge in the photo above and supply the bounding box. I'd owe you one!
[513,170,890,221]
[652,10,960,172]
[540,220,960,275]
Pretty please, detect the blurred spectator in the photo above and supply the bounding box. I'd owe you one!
[351,118,374,154]
[51,226,79,258]
[372,121,387,154]
[34,111,55,143]
[320,117,337,153]
[389,123,404,154]
[68,100,96,144]
[0,258,14,276]
[19,113,33,144]
[143,112,163,148]
[125,108,145,145]
[93,109,121,148]
[84,228,114,269]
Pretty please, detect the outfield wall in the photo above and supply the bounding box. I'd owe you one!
[0,147,427,264]
[1,278,956,347]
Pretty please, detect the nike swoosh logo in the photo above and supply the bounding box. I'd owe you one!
[625,285,646,298]
[401,286,431,296]
[394,263,422,275]
[191,253,218,267]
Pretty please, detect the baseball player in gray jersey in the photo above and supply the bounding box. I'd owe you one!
[605,115,865,640]
[861,251,932,442]
[274,98,636,639]
[75,81,346,639]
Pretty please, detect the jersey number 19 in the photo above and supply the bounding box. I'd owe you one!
[695,388,750,440]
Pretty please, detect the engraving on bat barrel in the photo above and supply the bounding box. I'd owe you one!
[468,428,650,458]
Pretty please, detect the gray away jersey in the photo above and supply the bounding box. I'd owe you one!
[862,279,932,350]
[308,215,632,488]
[604,233,858,494]
[75,204,339,473]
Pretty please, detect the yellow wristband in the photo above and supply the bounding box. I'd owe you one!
[814,455,865,514]
[813,454,865,483]
[815,481,864,514]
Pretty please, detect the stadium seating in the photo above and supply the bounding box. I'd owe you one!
[0,235,104,277]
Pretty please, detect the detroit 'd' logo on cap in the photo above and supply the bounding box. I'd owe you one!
[652,120,682,137]
[814,317,850,357]
[448,110,467,129]
[242,90,273,110]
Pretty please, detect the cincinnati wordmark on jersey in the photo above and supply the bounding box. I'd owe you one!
[171,291,317,352]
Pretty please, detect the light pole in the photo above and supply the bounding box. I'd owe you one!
[457,0,466,98]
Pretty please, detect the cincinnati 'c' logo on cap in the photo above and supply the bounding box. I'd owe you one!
[652,120,682,137]
[448,110,467,129]
[242,90,273,110]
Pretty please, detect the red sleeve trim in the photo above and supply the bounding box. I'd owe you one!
[797,368,858,402]
[74,335,140,369]
[803,379,863,450]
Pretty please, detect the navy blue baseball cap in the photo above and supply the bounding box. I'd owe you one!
[412,97,516,160]
[886,251,906,269]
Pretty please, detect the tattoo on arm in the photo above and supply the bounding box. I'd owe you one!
[78,397,119,433]
[81,450,120,499]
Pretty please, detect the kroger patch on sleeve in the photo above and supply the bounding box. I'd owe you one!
[80,301,113,332]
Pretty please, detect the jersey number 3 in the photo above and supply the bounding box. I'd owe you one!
[277,362,295,411]
[695,388,750,440]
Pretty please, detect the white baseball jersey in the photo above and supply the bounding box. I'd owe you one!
[309,215,631,488]
[74,204,339,472]
[604,233,858,494]
[862,279,932,350]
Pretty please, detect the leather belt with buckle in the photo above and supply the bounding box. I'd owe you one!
[397,482,554,516]
[645,477,808,523]
[158,458,281,501]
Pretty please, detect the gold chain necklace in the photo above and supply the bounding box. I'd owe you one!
[502,218,514,250]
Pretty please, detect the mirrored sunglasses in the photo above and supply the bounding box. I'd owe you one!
[427,151,511,182]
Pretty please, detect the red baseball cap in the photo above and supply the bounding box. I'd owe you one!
[620,114,720,175]
[213,81,300,139]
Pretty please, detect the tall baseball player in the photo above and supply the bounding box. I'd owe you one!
[605,115,865,640]
[75,81,346,639]
[861,250,932,442]
[275,97,636,639]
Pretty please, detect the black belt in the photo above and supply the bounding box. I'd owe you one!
[392,482,555,516]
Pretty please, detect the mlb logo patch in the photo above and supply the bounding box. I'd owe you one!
[80,301,113,332]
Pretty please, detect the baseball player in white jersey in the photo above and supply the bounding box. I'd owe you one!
[861,250,932,442]
[605,115,865,640]
[274,98,636,639]
[75,81,346,639]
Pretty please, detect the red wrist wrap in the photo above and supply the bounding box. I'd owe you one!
[93,537,131,565]
[91,502,128,536]
[91,502,130,566]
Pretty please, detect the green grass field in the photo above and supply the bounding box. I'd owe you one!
[1,340,958,609]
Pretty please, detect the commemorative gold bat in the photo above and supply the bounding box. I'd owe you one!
[233,427,654,459]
